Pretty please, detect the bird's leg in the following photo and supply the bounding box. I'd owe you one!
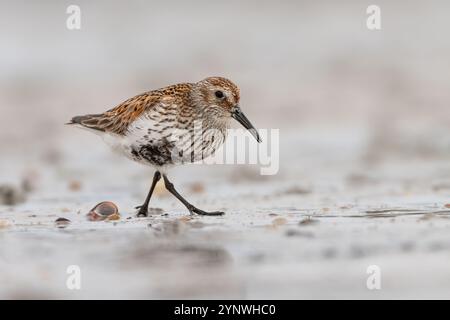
[136,171,161,217]
[162,174,224,216]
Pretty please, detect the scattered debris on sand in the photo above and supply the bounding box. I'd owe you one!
[68,180,82,192]
[0,184,26,205]
[0,219,10,229]
[298,217,319,226]
[285,229,314,238]
[21,170,40,193]
[271,217,287,227]
[188,182,205,194]
[54,217,71,228]
[282,186,312,195]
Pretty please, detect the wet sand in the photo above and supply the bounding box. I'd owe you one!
[1,130,450,299]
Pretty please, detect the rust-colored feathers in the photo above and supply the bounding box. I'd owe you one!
[68,83,193,135]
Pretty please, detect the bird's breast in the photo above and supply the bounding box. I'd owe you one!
[118,107,229,167]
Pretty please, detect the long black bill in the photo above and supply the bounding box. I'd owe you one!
[231,106,262,143]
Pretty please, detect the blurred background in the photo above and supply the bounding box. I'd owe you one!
[1,0,450,180]
[1,0,450,299]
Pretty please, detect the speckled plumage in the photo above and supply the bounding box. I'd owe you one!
[68,77,240,170]
[68,76,259,216]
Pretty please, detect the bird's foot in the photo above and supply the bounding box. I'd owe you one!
[189,207,225,216]
[135,205,148,217]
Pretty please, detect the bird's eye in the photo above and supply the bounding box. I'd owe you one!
[215,90,225,99]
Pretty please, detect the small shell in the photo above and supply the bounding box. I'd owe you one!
[55,217,71,228]
[106,213,121,221]
[87,201,120,221]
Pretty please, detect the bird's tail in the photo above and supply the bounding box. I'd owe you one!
[65,114,106,132]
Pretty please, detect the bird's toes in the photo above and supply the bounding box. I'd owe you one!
[193,209,225,216]
[210,211,225,216]
[136,212,148,218]
[136,207,149,217]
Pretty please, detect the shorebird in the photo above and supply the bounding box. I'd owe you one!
[67,77,261,216]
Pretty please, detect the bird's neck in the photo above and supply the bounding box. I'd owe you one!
[191,107,228,135]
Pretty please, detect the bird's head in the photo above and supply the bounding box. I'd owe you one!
[193,76,261,143]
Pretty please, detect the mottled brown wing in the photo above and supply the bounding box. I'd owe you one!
[68,83,193,135]
[68,92,163,135]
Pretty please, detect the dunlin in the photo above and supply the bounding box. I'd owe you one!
[67,77,261,216]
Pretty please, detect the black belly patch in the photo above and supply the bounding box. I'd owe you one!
[131,142,174,167]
